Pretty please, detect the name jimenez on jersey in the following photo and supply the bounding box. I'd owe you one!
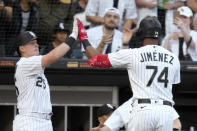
[140,51,174,64]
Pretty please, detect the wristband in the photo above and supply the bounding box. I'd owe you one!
[82,39,91,49]
[65,37,75,47]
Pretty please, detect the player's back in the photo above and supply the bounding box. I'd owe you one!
[128,45,180,104]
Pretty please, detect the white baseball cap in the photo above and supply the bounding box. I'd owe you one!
[177,6,193,18]
[103,7,120,17]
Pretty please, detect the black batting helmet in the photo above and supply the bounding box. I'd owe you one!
[16,31,37,56]
[137,16,162,39]
[97,104,116,117]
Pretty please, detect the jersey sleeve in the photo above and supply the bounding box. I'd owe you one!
[19,56,43,76]
[108,49,132,68]
[104,110,124,131]
[172,107,179,120]
[173,58,181,84]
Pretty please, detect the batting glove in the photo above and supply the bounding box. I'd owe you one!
[69,17,78,40]
[77,18,88,41]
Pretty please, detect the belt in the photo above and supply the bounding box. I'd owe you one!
[137,99,173,107]
[18,110,53,120]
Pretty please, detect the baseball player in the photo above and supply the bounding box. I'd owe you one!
[13,18,78,131]
[77,16,181,131]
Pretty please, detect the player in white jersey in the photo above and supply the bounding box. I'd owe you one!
[13,18,78,131]
[76,16,181,131]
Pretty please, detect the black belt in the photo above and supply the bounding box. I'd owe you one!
[138,99,172,107]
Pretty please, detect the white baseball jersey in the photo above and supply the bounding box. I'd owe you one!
[15,56,52,113]
[104,98,133,131]
[108,45,180,104]
[13,56,53,131]
[108,45,180,131]
[104,98,180,131]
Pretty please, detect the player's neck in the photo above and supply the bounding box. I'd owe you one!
[143,39,158,46]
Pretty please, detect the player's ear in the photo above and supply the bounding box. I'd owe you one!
[19,46,25,54]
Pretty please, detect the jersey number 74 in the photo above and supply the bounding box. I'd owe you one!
[146,65,169,88]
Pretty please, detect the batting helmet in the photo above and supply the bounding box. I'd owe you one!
[16,31,37,56]
[97,104,116,117]
[137,16,162,39]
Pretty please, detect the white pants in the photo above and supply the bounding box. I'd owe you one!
[127,104,174,131]
[13,114,53,131]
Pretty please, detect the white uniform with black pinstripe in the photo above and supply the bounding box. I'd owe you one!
[108,45,180,131]
[13,56,53,131]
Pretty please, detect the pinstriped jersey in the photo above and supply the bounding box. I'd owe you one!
[108,45,180,104]
[15,56,52,114]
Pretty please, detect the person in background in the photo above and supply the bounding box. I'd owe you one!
[36,0,73,46]
[162,6,197,61]
[72,0,90,29]
[42,22,72,58]
[6,0,39,56]
[82,7,123,59]
[85,0,137,31]
[90,104,115,131]
[0,0,13,56]
[163,0,185,35]
[135,0,157,27]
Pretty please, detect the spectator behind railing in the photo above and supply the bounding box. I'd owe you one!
[36,0,73,46]
[162,6,197,61]
[82,8,123,59]
[72,0,90,29]
[0,0,13,56]
[163,0,185,35]
[135,0,157,27]
[42,22,73,58]
[85,0,137,31]
[5,0,38,56]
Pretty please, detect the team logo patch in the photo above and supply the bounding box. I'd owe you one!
[29,31,36,38]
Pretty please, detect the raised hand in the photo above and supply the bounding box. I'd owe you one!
[77,18,88,41]
[101,33,113,45]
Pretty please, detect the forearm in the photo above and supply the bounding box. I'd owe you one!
[42,43,70,67]
[96,42,105,53]
[42,37,74,67]
[86,16,104,24]
[162,36,171,50]
[187,0,197,12]
[136,0,151,7]
[173,1,184,9]
[123,19,133,30]
[82,40,99,58]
